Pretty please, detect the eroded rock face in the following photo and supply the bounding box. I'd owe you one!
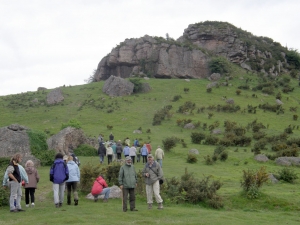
[93,35,210,81]
[47,127,87,155]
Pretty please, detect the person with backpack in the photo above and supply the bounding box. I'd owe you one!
[142,154,164,210]
[49,153,69,208]
[24,160,39,208]
[69,151,80,167]
[66,155,80,206]
[4,153,28,212]
[123,144,130,158]
[98,142,106,164]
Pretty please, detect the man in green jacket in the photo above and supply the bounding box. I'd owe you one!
[118,156,138,212]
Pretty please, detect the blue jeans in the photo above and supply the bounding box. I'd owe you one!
[157,159,163,167]
[99,155,105,163]
[94,188,110,200]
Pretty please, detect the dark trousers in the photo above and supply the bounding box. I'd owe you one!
[142,155,147,163]
[117,153,122,160]
[131,156,135,164]
[66,182,78,203]
[122,188,135,211]
[107,155,113,164]
[25,188,35,204]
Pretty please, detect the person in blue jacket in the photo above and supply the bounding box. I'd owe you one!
[66,155,80,206]
[49,153,69,208]
[123,144,130,158]
[141,144,148,164]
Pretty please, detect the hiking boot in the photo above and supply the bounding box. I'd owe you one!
[17,209,25,212]
[130,208,138,211]
[157,202,163,210]
[94,197,98,202]
[55,204,59,208]
[31,203,35,207]
[10,209,19,213]
[74,200,78,206]
[103,199,108,203]
[148,203,152,209]
[59,203,62,207]
[26,204,29,208]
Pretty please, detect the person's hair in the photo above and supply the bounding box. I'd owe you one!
[55,152,64,159]
[25,160,34,167]
[11,153,22,163]
[68,155,73,161]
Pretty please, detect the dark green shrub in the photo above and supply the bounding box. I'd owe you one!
[209,56,232,74]
[129,78,143,93]
[101,162,121,186]
[172,95,182,102]
[276,167,298,183]
[177,101,196,113]
[191,132,206,144]
[187,153,198,163]
[35,150,56,166]
[80,162,102,193]
[204,155,214,165]
[241,166,269,192]
[61,119,81,130]
[204,135,219,145]
[152,105,172,125]
[74,144,97,156]
[0,184,10,207]
[214,145,226,155]
[219,151,228,161]
[162,136,180,152]
[253,131,267,140]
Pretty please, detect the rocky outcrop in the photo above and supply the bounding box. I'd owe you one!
[93,35,210,81]
[46,88,64,105]
[0,124,40,166]
[0,124,30,157]
[102,76,134,96]
[47,127,87,155]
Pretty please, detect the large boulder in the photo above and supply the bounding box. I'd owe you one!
[275,157,300,166]
[46,88,64,105]
[0,124,40,166]
[102,75,134,96]
[0,124,30,158]
[47,127,87,155]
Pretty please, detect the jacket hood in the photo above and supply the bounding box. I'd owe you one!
[25,166,35,174]
[67,160,76,165]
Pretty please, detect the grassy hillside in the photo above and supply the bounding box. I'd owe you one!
[1,67,300,224]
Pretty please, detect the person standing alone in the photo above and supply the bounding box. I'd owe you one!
[118,156,138,212]
[142,154,164,210]
[154,146,165,168]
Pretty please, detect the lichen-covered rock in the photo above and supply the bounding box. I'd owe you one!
[46,88,64,104]
[102,75,134,96]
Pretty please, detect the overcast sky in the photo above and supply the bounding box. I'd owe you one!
[1,0,299,96]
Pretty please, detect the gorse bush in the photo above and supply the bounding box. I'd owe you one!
[187,153,198,163]
[80,162,102,193]
[241,166,269,198]
[61,119,81,130]
[164,170,223,208]
[74,144,97,156]
[275,167,298,183]
[191,132,206,144]
[162,136,180,151]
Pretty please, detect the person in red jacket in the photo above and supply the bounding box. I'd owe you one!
[91,175,110,203]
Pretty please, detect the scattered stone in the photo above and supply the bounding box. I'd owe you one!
[189,149,199,155]
[254,154,269,162]
[46,88,64,105]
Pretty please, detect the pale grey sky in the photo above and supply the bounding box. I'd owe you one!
[1,0,299,96]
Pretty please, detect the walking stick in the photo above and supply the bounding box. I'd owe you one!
[121,186,123,211]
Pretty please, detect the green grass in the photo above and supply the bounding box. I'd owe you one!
[1,68,300,224]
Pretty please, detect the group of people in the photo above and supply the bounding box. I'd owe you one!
[97,134,165,167]
[3,141,165,212]
[2,153,39,212]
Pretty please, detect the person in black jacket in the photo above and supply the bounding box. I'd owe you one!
[116,140,123,160]
[98,142,106,164]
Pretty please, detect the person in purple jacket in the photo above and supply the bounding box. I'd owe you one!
[49,153,69,208]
